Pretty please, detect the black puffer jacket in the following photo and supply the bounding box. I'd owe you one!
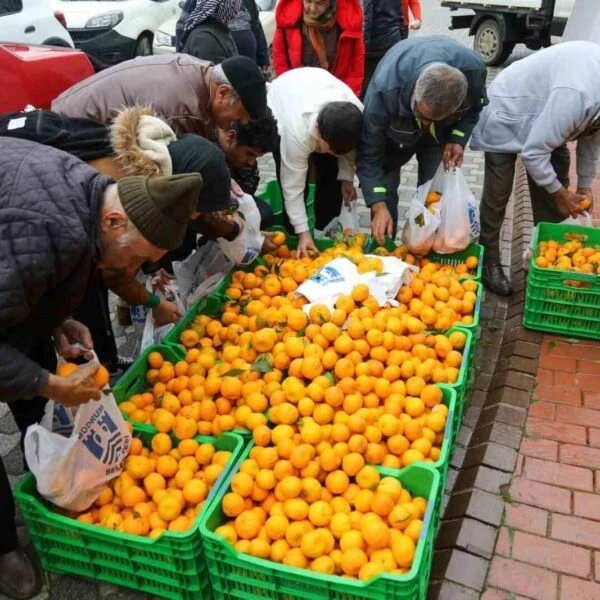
[361,0,403,54]
[0,138,112,402]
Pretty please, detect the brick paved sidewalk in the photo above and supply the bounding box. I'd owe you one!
[479,145,600,600]
[483,336,600,600]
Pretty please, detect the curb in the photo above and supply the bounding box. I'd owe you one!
[428,159,543,598]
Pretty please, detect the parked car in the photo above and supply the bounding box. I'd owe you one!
[54,0,179,66]
[442,0,574,66]
[152,0,277,55]
[0,0,74,47]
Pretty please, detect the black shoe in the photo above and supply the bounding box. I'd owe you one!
[0,548,42,599]
[482,263,513,296]
[116,305,132,327]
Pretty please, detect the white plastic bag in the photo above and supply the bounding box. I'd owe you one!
[296,256,416,316]
[218,193,265,266]
[433,168,476,254]
[319,202,359,239]
[172,241,232,309]
[24,359,132,512]
[401,165,446,254]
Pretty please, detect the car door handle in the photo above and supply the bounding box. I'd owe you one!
[25,25,35,33]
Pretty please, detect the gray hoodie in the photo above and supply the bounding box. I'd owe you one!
[471,41,600,192]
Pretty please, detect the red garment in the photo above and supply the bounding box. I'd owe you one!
[402,0,422,25]
[272,0,365,97]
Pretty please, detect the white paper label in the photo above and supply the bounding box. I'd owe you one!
[7,117,26,130]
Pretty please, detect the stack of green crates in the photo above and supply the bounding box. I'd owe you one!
[524,222,600,340]
[15,430,245,600]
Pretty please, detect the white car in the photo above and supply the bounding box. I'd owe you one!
[54,0,179,66]
[0,0,74,47]
[153,0,277,55]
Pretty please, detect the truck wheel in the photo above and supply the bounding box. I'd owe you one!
[474,19,515,66]
[134,34,153,57]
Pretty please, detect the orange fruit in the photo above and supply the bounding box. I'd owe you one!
[234,510,263,540]
[340,548,368,575]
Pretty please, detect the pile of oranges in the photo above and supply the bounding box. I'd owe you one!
[215,440,426,580]
[535,238,600,274]
[56,433,233,538]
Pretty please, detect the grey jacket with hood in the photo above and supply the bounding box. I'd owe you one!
[358,36,487,207]
[471,41,600,193]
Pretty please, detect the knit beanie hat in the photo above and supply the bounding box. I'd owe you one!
[118,173,202,250]
[221,56,267,120]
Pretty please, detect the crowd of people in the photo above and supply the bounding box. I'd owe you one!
[1,0,599,597]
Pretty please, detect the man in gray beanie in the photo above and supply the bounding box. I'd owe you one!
[0,137,201,600]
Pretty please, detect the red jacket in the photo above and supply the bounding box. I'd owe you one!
[402,0,422,25]
[272,0,365,97]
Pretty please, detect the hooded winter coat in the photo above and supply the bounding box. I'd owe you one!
[272,0,365,96]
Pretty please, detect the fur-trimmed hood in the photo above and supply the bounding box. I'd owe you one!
[111,106,177,177]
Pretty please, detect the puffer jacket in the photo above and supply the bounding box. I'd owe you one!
[273,0,365,96]
[0,138,111,402]
[52,54,215,139]
[361,0,403,54]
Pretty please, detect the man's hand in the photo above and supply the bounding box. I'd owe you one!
[341,180,358,207]
[410,19,422,29]
[371,202,394,245]
[40,363,101,407]
[151,268,175,293]
[442,143,465,170]
[296,231,318,258]
[53,318,94,360]
[261,232,279,255]
[576,187,594,210]
[554,187,587,218]
[153,300,182,326]
[231,179,244,198]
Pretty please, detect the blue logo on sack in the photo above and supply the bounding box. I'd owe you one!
[80,407,125,465]
[469,203,480,238]
[309,266,343,285]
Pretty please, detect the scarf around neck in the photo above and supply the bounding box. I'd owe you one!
[302,1,337,70]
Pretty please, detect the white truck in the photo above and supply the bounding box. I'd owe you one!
[441,0,574,66]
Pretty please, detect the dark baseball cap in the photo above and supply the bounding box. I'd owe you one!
[221,55,268,120]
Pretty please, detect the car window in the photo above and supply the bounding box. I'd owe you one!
[0,0,22,16]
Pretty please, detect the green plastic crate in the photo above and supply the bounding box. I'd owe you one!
[523,222,600,340]
[363,236,484,282]
[15,430,246,600]
[112,343,185,434]
[258,179,316,233]
[200,460,440,600]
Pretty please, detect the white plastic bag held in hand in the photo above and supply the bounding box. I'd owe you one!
[24,359,132,511]
[433,168,476,254]
[401,169,443,255]
[218,193,265,266]
[319,202,359,239]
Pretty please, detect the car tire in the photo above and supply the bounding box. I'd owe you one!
[41,37,72,48]
[474,19,515,66]
[134,33,153,57]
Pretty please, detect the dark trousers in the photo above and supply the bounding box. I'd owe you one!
[380,139,444,237]
[479,146,570,263]
[273,148,344,233]
[1,336,56,554]
[232,29,257,63]
[362,53,385,99]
